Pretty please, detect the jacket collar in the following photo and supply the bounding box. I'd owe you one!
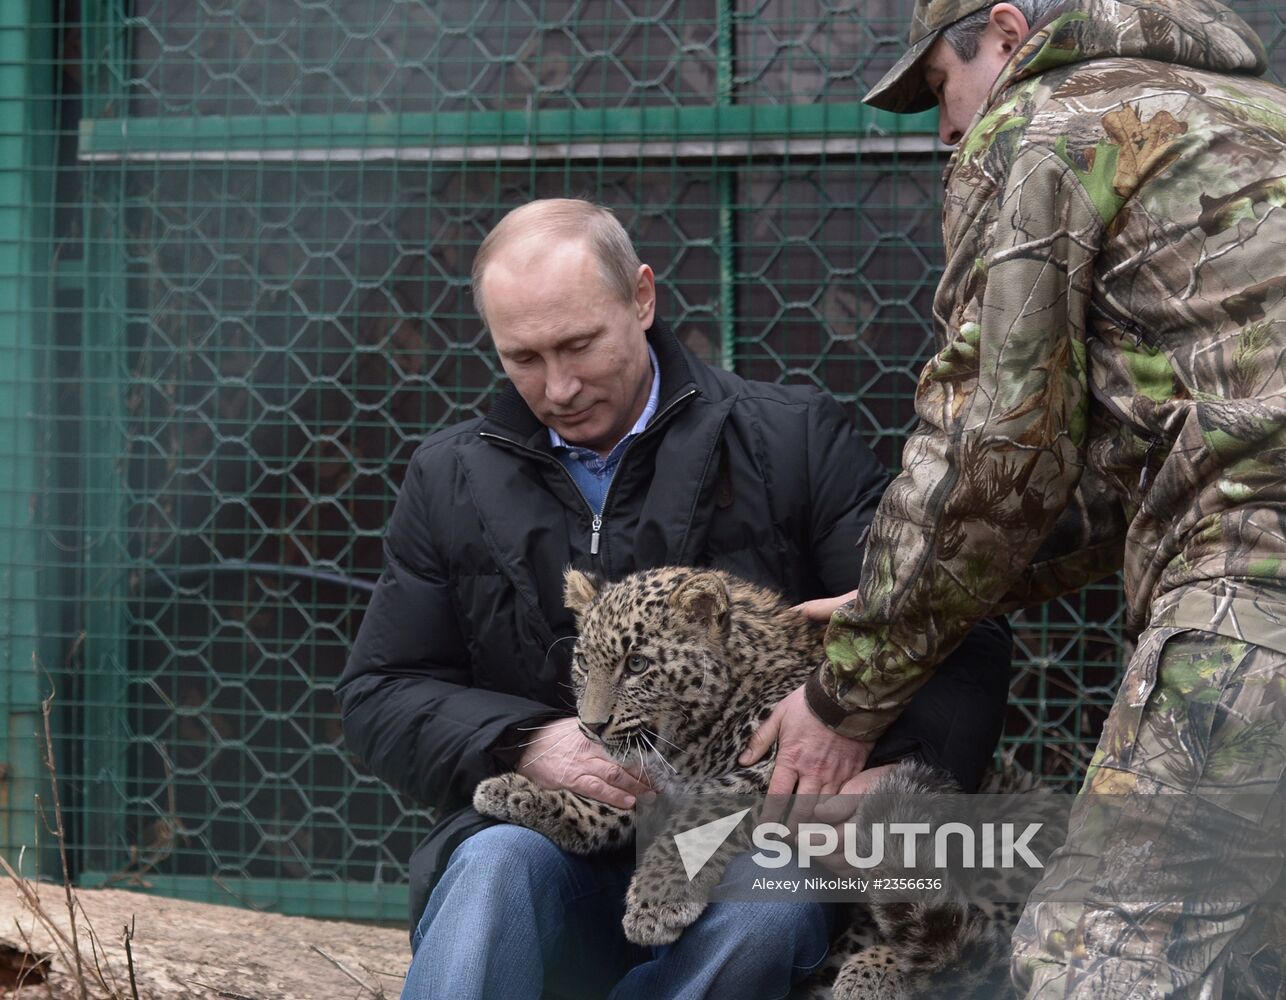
[479,318,699,447]
[987,0,1265,113]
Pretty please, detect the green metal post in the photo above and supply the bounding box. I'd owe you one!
[716,0,736,372]
[77,0,130,874]
[0,0,55,875]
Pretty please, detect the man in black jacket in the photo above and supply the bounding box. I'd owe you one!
[337,199,1013,1000]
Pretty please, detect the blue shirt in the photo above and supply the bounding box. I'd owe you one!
[550,345,660,515]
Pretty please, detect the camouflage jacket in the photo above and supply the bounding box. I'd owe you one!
[810,0,1286,740]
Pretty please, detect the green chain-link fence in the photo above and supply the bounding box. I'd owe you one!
[3,0,1283,922]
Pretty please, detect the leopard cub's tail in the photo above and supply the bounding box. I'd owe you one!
[837,760,1016,999]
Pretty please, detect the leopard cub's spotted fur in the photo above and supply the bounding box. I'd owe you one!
[474,567,1015,999]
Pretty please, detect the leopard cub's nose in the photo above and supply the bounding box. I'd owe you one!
[580,715,614,739]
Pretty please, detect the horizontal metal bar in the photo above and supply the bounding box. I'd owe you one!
[77,871,409,921]
[79,102,942,163]
[82,134,945,163]
[140,561,378,594]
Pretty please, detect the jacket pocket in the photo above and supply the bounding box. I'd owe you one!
[455,570,568,705]
[1093,627,1286,824]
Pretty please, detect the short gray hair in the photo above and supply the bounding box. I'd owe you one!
[471,199,642,325]
[942,0,1065,61]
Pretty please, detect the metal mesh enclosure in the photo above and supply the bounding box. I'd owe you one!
[5,0,1283,921]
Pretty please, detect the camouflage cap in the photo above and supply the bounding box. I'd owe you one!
[863,0,997,113]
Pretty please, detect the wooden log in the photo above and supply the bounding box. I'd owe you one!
[0,881,407,999]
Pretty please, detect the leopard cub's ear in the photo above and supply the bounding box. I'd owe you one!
[669,572,730,634]
[564,567,602,616]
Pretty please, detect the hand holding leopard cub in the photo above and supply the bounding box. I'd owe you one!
[473,567,1016,999]
[513,716,655,810]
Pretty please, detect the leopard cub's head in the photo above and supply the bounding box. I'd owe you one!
[563,566,739,762]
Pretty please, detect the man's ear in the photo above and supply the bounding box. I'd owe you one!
[564,568,602,615]
[634,264,656,328]
[668,572,731,634]
[988,3,1031,53]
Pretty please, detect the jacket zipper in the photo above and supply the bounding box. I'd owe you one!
[1086,385,1167,497]
[480,387,699,563]
[588,387,698,562]
[478,429,599,531]
[1091,298,1159,350]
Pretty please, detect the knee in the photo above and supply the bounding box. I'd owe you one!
[447,824,567,881]
[415,825,572,946]
[695,898,832,971]
[702,855,833,964]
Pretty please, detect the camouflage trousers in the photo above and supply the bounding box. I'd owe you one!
[1012,627,1286,999]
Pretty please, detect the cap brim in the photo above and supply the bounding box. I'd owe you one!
[862,31,940,114]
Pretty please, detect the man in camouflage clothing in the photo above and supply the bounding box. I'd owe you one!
[753,0,1286,995]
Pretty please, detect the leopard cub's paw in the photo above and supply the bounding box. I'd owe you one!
[473,772,541,824]
[832,945,909,1000]
[621,897,706,947]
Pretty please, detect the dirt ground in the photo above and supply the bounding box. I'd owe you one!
[0,882,408,999]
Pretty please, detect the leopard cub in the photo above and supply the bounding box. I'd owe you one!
[474,567,1014,999]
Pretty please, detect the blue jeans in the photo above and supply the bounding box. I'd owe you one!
[401,824,835,1000]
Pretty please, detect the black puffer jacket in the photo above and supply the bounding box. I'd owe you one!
[337,321,1012,929]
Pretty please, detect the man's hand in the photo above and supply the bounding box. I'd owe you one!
[809,762,902,871]
[517,717,655,810]
[791,589,858,622]
[739,684,874,821]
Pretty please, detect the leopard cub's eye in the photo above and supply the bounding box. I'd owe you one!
[625,652,649,674]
